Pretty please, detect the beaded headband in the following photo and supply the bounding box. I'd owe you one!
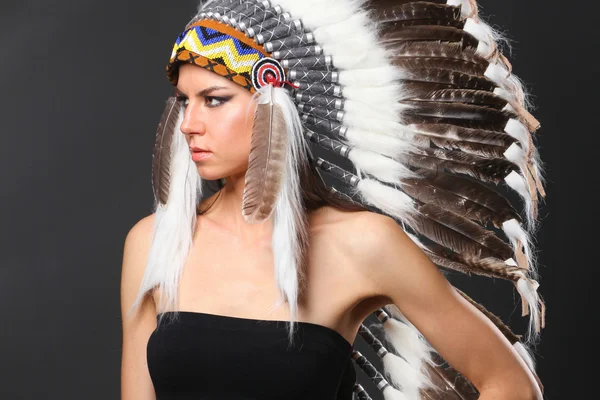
[166,19,271,92]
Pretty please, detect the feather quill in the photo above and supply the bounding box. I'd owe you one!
[402,68,495,93]
[422,242,524,280]
[420,354,479,400]
[242,85,288,223]
[410,89,508,109]
[407,123,515,148]
[402,169,521,228]
[411,134,508,159]
[405,147,516,184]
[380,25,478,48]
[152,97,182,205]
[411,203,514,260]
[374,2,461,25]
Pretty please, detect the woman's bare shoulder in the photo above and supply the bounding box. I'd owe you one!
[309,205,391,235]
[127,213,156,238]
[310,206,402,274]
[121,214,157,307]
[308,206,395,309]
[309,206,394,269]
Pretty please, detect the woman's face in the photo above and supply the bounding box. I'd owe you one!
[175,63,256,180]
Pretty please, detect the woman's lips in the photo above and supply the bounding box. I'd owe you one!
[192,150,213,162]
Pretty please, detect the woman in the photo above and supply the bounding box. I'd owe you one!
[121,0,546,399]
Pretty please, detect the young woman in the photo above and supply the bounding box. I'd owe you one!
[121,1,546,399]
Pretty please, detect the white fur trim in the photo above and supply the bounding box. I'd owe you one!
[129,107,203,316]
[349,148,418,184]
[504,119,530,153]
[356,178,416,226]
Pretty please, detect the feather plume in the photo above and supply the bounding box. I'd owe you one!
[383,354,426,397]
[422,242,525,280]
[405,147,516,184]
[407,123,515,148]
[382,304,479,400]
[401,69,495,92]
[411,203,514,260]
[242,85,288,223]
[393,56,485,78]
[372,2,462,25]
[380,312,433,370]
[345,127,415,158]
[409,89,508,110]
[402,81,461,96]
[379,25,478,48]
[391,42,489,74]
[349,147,418,184]
[264,83,311,347]
[152,97,182,205]
[129,105,202,317]
[402,169,520,228]
[402,100,517,125]
[356,178,416,227]
[359,323,432,397]
[420,354,479,400]
[412,134,508,159]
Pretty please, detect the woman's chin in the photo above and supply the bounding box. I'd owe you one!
[195,169,225,182]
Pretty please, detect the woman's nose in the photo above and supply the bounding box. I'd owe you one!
[179,105,207,136]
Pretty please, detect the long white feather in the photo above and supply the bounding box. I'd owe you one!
[338,66,407,87]
[345,128,415,158]
[504,170,534,228]
[447,0,473,18]
[349,148,418,183]
[275,0,362,29]
[278,0,410,153]
[382,317,433,368]
[383,386,409,400]
[128,108,203,317]
[345,99,402,122]
[264,85,311,346]
[344,116,409,136]
[504,141,527,167]
[514,272,543,344]
[343,84,406,109]
[383,354,423,399]
[504,142,539,227]
[356,178,416,226]
[383,304,435,364]
[313,11,374,44]
[502,218,536,279]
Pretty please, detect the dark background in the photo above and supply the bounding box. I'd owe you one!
[1,0,595,399]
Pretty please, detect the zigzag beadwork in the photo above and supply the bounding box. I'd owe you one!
[177,27,262,71]
[167,19,268,92]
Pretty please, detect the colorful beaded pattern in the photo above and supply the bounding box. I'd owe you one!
[167,19,268,93]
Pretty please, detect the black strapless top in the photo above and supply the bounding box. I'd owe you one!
[147,311,356,400]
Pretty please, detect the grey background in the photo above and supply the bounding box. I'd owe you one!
[0,0,594,399]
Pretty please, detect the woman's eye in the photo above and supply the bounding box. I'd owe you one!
[205,96,228,108]
[176,95,189,107]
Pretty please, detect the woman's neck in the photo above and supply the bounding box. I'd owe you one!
[198,173,274,244]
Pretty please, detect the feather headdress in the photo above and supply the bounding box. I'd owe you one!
[130,0,546,398]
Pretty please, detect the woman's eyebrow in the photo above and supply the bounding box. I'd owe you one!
[175,85,229,97]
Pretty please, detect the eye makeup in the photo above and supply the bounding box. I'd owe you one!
[175,93,232,108]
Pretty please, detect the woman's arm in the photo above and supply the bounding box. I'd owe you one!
[350,212,543,400]
[120,214,158,400]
